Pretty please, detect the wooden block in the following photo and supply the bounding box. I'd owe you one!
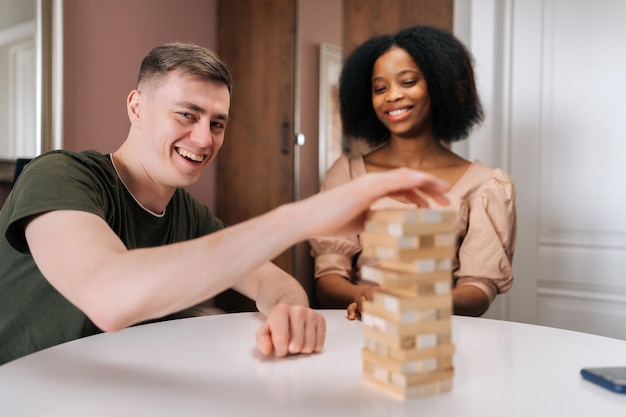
[391,368,454,388]
[380,285,436,299]
[415,233,455,248]
[362,349,453,375]
[362,364,454,398]
[362,244,455,262]
[373,291,453,311]
[363,350,440,375]
[363,372,453,399]
[438,333,452,345]
[362,312,452,337]
[378,257,453,274]
[364,300,437,323]
[360,232,454,249]
[363,360,454,387]
[378,258,437,273]
[432,232,455,247]
[362,325,449,350]
[361,265,451,289]
[366,208,456,224]
[364,219,456,237]
[364,299,452,323]
[363,336,456,362]
[359,232,420,249]
[362,274,452,299]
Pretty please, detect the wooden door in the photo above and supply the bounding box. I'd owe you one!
[215,0,296,312]
[342,0,453,155]
[343,0,453,56]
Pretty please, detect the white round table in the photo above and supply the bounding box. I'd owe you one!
[1,310,625,416]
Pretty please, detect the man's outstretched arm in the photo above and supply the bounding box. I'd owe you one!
[25,168,449,346]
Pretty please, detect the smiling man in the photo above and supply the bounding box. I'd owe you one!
[0,42,451,366]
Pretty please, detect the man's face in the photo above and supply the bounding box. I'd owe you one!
[133,72,230,188]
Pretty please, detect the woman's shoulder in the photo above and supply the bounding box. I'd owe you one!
[321,153,367,190]
[456,160,515,205]
[454,161,517,250]
[460,160,513,188]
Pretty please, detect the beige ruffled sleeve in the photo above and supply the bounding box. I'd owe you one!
[454,168,517,302]
[309,155,361,281]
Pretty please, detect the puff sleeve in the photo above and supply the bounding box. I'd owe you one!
[454,169,517,302]
[309,155,361,281]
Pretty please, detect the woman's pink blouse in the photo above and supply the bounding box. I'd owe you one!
[308,154,517,303]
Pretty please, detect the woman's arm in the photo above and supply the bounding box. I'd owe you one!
[452,285,491,316]
[316,274,373,308]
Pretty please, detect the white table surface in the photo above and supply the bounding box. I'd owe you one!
[1,309,626,416]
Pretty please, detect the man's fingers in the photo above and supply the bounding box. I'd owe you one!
[287,307,326,354]
[297,309,326,354]
[257,305,327,357]
[287,307,306,354]
[289,309,323,353]
[255,322,274,356]
[314,314,326,352]
[268,311,291,358]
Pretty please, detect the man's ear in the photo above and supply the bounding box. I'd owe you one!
[127,90,142,124]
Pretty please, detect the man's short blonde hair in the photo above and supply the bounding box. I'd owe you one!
[137,42,232,95]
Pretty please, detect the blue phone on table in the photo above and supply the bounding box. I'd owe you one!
[581,367,626,394]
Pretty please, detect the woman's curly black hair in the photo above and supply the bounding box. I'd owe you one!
[338,25,484,147]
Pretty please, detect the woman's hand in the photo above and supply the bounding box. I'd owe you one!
[347,285,379,320]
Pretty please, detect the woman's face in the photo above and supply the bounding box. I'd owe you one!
[371,46,432,139]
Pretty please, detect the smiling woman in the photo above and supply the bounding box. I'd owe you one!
[0,0,63,184]
[308,25,516,320]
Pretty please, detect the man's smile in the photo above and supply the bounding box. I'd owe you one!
[176,147,205,162]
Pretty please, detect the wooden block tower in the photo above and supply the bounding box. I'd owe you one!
[359,208,456,399]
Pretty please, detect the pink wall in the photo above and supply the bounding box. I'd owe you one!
[297,0,343,199]
[294,0,343,297]
[63,0,218,209]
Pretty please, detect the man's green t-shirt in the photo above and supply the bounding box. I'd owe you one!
[0,150,226,365]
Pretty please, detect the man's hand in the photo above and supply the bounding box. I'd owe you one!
[255,303,326,357]
[299,168,450,240]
